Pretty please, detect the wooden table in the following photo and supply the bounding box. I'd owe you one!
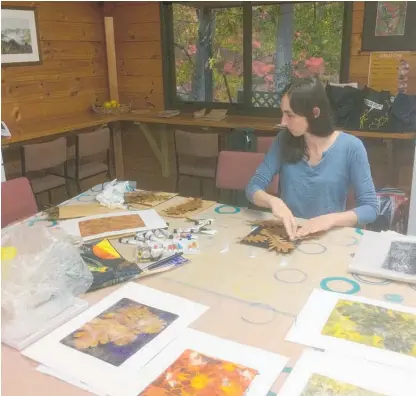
[2,184,416,395]
[2,111,415,183]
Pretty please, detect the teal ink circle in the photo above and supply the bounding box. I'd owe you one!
[283,367,293,374]
[384,294,404,303]
[320,277,361,294]
[214,205,241,214]
[28,217,58,228]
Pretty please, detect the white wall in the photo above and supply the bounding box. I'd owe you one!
[408,143,416,235]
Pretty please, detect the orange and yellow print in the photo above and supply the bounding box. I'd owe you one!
[141,349,258,396]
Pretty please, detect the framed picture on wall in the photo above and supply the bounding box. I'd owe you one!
[1,6,42,66]
[362,2,416,51]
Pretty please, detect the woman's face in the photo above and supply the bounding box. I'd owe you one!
[280,94,309,137]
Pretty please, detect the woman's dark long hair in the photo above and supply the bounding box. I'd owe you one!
[280,77,334,163]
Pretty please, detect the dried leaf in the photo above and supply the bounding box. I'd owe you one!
[164,198,203,216]
[260,229,295,253]
[241,234,268,244]
[125,191,171,206]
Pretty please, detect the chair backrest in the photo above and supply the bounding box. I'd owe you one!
[175,130,219,158]
[23,137,67,172]
[256,136,275,154]
[216,151,279,194]
[1,177,37,228]
[78,127,110,157]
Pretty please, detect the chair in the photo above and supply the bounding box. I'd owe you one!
[21,137,69,204]
[68,127,112,193]
[174,129,219,196]
[1,177,38,228]
[256,136,275,154]
[216,151,279,205]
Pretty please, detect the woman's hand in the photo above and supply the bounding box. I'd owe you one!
[296,214,337,238]
[269,197,297,240]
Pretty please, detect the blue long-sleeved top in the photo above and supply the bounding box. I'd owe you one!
[246,131,379,224]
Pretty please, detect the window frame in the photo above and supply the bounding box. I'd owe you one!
[160,1,353,117]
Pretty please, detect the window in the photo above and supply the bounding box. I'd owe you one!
[161,2,352,115]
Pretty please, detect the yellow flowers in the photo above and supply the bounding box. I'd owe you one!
[103,99,120,109]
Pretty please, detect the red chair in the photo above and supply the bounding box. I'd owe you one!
[256,136,275,154]
[216,151,279,195]
[1,177,38,228]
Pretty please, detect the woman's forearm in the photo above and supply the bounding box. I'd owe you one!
[252,190,277,209]
[331,211,358,227]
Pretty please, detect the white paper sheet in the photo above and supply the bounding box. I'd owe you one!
[22,282,209,396]
[278,349,416,396]
[114,328,288,396]
[59,209,167,241]
[286,289,416,372]
[349,230,416,284]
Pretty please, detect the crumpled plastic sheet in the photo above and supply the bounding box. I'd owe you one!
[1,224,93,347]
[95,179,135,209]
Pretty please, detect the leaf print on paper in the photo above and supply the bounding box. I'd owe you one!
[60,298,178,366]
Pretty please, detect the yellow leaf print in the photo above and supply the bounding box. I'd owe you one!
[191,373,210,389]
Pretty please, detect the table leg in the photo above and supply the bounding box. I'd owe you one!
[136,122,170,178]
[111,121,124,179]
[384,139,396,186]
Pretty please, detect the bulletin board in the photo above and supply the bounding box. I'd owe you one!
[368,52,416,95]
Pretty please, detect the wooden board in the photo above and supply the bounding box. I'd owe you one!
[160,198,216,219]
[58,204,125,219]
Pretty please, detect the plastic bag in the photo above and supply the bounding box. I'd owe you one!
[1,224,93,349]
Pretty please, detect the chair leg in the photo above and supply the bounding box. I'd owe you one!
[199,178,203,198]
[176,174,180,194]
[65,182,71,198]
[76,179,82,194]
[47,190,52,205]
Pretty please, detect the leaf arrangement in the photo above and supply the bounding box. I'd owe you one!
[242,219,324,254]
[164,198,203,216]
[124,191,171,206]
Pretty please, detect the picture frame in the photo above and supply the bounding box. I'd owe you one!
[1,6,42,66]
[362,2,416,51]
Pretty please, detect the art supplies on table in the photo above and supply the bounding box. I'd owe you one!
[349,230,416,284]
[110,329,288,396]
[278,349,415,396]
[79,239,142,292]
[286,289,416,372]
[161,197,216,218]
[22,283,209,396]
[59,209,167,242]
[156,110,180,118]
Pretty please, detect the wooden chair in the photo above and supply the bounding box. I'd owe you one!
[21,137,70,205]
[216,151,279,205]
[68,127,112,193]
[174,129,219,196]
[256,136,275,154]
[1,177,38,228]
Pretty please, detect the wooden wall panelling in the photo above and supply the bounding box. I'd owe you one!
[1,1,109,126]
[113,2,164,111]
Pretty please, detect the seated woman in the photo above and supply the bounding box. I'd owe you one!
[246,77,379,240]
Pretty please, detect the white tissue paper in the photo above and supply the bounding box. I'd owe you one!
[95,179,134,209]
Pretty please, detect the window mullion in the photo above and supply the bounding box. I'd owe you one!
[242,3,252,110]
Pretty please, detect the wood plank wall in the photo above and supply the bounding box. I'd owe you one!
[349,1,416,92]
[348,1,415,191]
[1,1,109,124]
[113,2,164,110]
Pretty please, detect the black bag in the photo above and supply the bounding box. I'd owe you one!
[357,87,392,132]
[225,128,257,152]
[325,84,363,130]
[386,93,416,132]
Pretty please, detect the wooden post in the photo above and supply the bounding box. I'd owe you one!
[104,16,119,102]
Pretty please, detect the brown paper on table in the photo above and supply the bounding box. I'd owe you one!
[79,214,145,238]
[58,204,126,219]
[161,199,216,219]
